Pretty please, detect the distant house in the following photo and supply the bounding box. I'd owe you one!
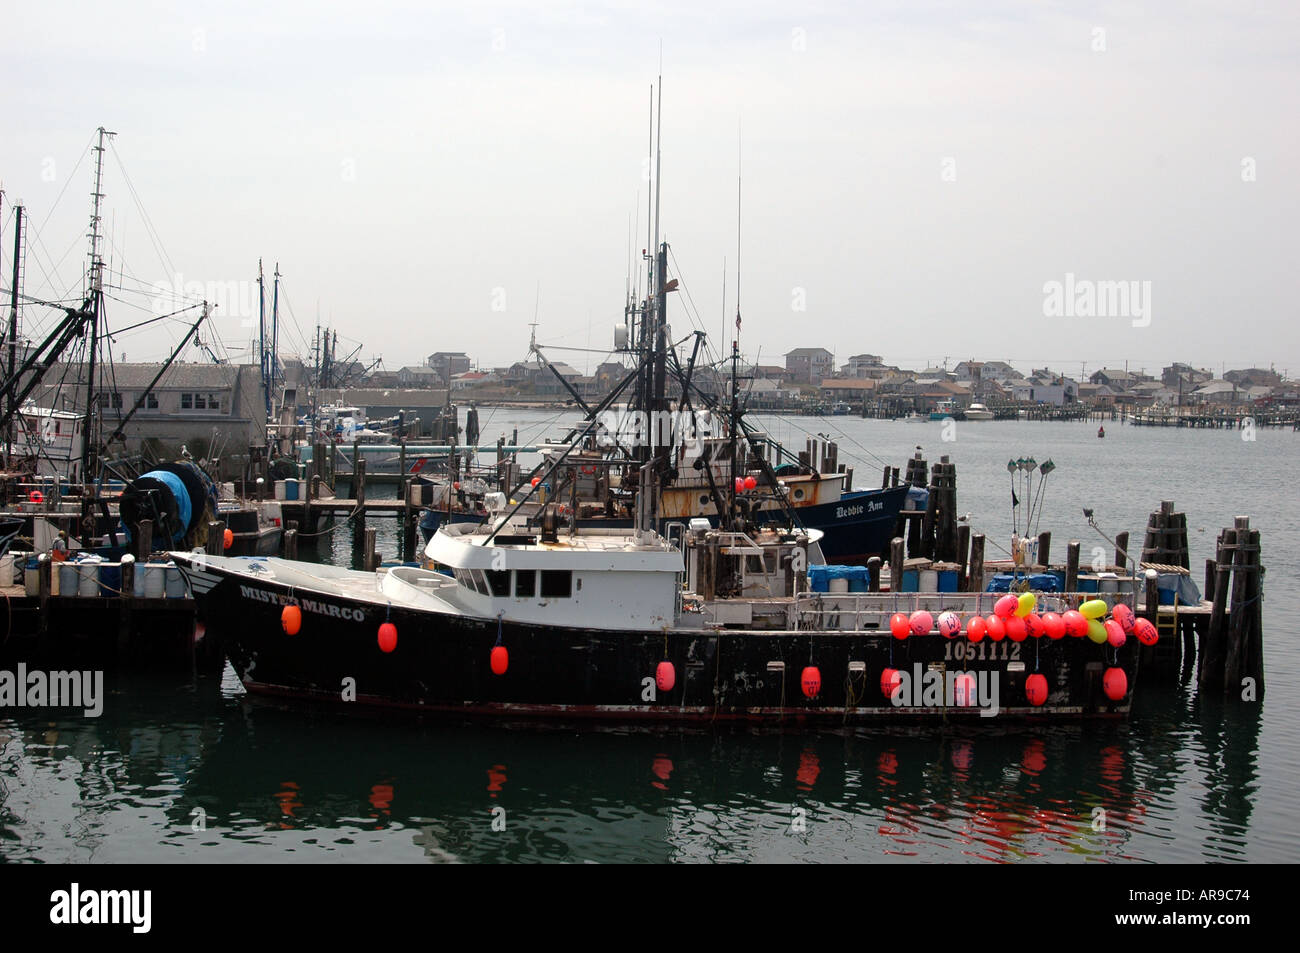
[426,352,472,377]
[784,347,834,385]
[1078,382,1117,406]
[1089,369,1137,390]
[820,379,878,399]
[843,354,889,378]
[1012,376,1078,406]
[1224,367,1282,389]
[398,365,441,387]
[451,370,494,391]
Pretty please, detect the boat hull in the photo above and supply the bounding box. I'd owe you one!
[177,557,1136,725]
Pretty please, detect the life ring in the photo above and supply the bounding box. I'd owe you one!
[580,465,596,475]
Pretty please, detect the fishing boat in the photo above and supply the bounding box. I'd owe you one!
[963,403,995,421]
[175,234,1139,724]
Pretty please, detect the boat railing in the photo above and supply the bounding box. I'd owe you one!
[790,590,1139,632]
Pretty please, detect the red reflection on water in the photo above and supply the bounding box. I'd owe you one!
[487,764,508,798]
[796,748,821,791]
[369,783,394,813]
[1021,739,1047,776]
[273,780,301,829]
[651,755,673,790]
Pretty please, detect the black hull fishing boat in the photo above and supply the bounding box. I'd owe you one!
[176,117,1147,727]
[175,519,1138,724]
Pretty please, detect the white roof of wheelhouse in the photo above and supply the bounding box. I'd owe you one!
[425,522,685,572]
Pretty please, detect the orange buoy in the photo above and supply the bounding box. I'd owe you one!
[655,660,676,692]
[1103,667,1127,701]
[281,604,302,635]
[743,475,757,490]
[985,614,1006,641]
[1062,610,1088,638]
[490,644,509,675]
[1042,612,1066,640]
[1023,613,1045,639]
[881,667,902,700]
[1026,673,1048,706]
[800,666,821,698]
[1133,617,1159,646]
[378,622,398,653]
[1005,616,1027,642]
[734,477,745,494]
[889,613,910,639]
[966,615,987,643]
[223,528,234,550]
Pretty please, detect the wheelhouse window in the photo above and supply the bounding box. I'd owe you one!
[540,570,572,599]
[485,570,511,596]
[514,570,536,597]
[470,569,490,595]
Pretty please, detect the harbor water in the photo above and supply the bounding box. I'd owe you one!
[1,412,1296,862]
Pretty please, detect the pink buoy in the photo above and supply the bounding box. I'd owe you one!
[880,667,902,701]
[1103,667,1128,701]
[966,616,987,643]
[994,594,1019,619]
[953,672,977,707]
[655,660,676,692]
[1105,618,1127,647]
[937,611,961,638]
[801,666,821,698]
[1042,612,1066,640]
[1025,673,1049,707]
[1112,603,1136,634]
[909,610,933,636]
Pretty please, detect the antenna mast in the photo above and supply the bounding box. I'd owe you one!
[82,126,115,484]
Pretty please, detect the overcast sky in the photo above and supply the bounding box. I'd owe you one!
[3,1,1297,380]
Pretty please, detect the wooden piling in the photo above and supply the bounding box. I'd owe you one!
[1065,540,1080,592]
[206,520,225,558]
[1144,569,1159,621]
[354,457,367,542]
[889,537,904,593]
[968,533,985,593]
[363,527,378,572]
[37,554,51,636]
[1114,531,1129,572]
[118,555,135,652]
[956,523,971,587]
[284,521,298,560]
[1200,528,1236,692]
[867,555,882,593]
[1036,531,1051,569]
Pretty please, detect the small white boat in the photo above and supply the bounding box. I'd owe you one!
[963,403,995,421]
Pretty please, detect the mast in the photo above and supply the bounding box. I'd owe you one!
[271,262,280,427]
[82,126,114,485]
[258,259,268,419]
[7,203,22,462]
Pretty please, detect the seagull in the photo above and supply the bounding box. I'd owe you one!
[181,445,193,461]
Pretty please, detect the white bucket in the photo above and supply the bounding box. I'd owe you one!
[164,565,187,598]
[829,577,850,594]
[274,480,287,500]
[0,554,12,587]
[23,558,40,596]
[58,562,78,596]
[78,561,101,597]
[919,569,939,593]
[143,564,165,599]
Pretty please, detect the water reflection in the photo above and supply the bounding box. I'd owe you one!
[0,669,1267,863]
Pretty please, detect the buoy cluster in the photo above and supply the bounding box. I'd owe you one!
[733,475,758,493]
[885,590,1151,705]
